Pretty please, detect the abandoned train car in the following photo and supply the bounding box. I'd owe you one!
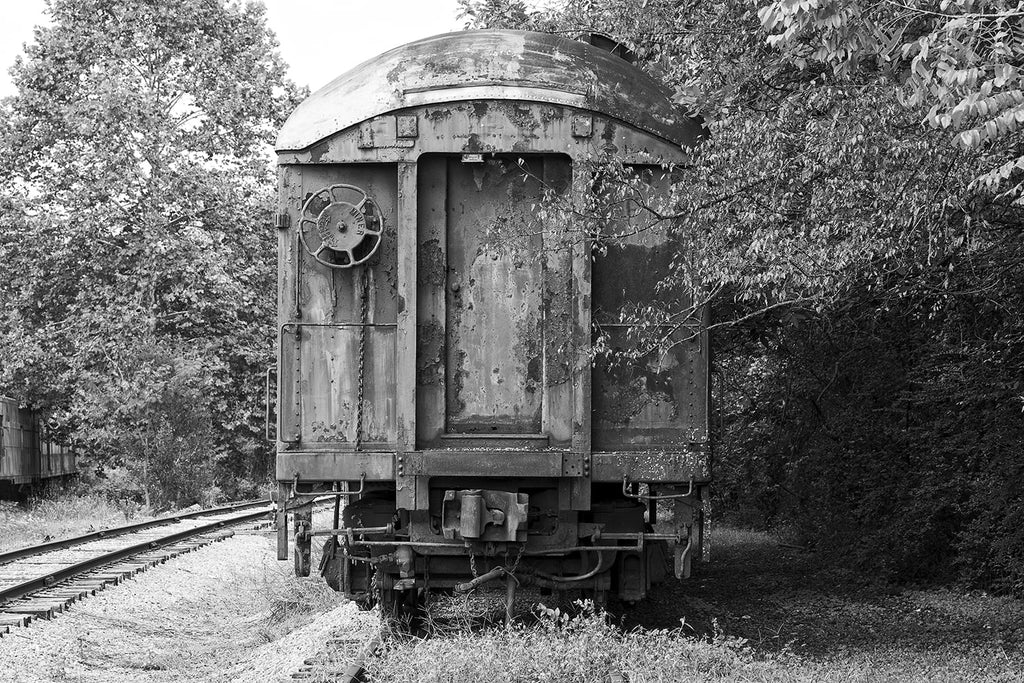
[272,30,711,611]
[0,397,76,499]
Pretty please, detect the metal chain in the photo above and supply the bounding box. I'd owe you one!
[355,266,368,450]
[506,543,524,575]
[469,552,478,578]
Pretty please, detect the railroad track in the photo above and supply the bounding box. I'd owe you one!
[291,627,382,681]
[0,500,273,635]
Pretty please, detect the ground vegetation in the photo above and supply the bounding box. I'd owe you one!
[362,528,1024,682]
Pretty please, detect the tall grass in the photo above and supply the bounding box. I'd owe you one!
[363,603,1019,683]
[366,603,759,683]
[0,489,147,552]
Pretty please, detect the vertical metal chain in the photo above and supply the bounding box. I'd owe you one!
[469,553,478,578]
[506,543,524,575]
[355,266,368,450]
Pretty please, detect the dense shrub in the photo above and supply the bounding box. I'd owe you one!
[715,227,1024,591]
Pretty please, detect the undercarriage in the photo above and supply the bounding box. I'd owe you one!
[281,479,708,617]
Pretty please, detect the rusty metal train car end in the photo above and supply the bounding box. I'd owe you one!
[271,30,711,613]
[0,397,77,500]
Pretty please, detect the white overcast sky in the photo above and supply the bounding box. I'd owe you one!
[0,0,468,98]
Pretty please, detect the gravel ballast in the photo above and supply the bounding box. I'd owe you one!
[0,529,367,682]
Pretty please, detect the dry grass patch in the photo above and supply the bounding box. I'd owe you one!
[0,490,148,551]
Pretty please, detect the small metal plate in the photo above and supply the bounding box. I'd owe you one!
[396,115,418,138]
[571,114,593,138]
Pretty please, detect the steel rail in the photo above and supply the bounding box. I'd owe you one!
[0,499,270,566]
[0,506,272,606]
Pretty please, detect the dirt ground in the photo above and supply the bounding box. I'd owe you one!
[617,527,1024,675]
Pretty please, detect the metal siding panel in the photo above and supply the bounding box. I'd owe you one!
[396,162,418,454]
[444,157,544,433]
[295,166,398,326]
[278,164,400,447]
[592,329,709,448]
[0,402,10,479]
[279,104,690,167]
[591,169,709,449]
[415,156,448,446]
[541,159,574,445]
[570,168,593,509]
[288,326,397,445]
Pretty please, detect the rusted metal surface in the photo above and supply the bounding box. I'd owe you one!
[298,184,384,269]
[277,165,399,447]
[444,157,546,434]
[275,451,394,482]
[281,102,689,168]
[591,169,710,449]
[412,155,575,445]
[406,450,564,477]
[275,30,712,606]
[591,450,711,482]
[281,323,396,445]
[440,489,529,541]
[276,30,702,151]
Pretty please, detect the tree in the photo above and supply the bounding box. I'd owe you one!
[0,0,303,507]
[756,0,1024,199]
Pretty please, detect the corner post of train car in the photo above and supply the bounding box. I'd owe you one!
[275,162,297,561]
[395,160,420,513]
[569,165,592,511]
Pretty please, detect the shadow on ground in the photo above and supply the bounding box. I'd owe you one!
[616,527,1024,661]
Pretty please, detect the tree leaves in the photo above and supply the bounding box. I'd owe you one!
[755,0,1024,200]
[0,0,302,505]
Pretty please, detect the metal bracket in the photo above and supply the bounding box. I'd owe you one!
[674,535,693,579]
[289,474,366,500]
[264,365,277,441]
[571,114,593,138]
[440,489,529,542]
[622,477,695,501]
[561,453,590,477]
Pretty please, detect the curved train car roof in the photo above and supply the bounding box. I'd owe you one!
[276,30,702,152]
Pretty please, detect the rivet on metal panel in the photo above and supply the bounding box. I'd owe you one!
[571,114,593,138]
[396,115,418,138]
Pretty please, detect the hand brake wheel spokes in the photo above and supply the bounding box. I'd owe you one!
[298,183,383,269]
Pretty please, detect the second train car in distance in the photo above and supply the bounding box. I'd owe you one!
[272,30,710,613]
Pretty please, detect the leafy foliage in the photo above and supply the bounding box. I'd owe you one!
[0,0,302,507]
[756,0,1024,199]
